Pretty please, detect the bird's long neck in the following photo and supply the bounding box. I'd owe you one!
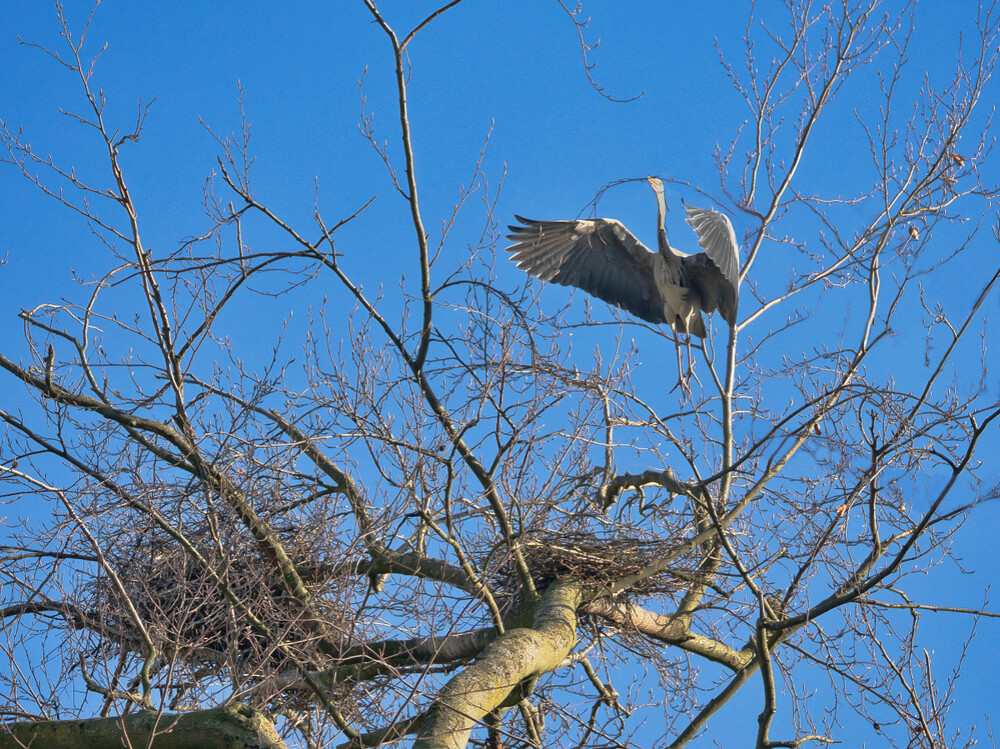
[654,188,671,257]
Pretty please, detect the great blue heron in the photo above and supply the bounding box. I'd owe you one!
[506,177,740,337]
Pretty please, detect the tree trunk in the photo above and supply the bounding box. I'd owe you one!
[413,578,582,749]
[0,703,288,749]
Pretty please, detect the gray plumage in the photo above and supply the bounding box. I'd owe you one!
[507,177,739,337]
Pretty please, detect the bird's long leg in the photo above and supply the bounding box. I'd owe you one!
[685,335,702,389]
[670,329,692,398]
[669,331,702,398]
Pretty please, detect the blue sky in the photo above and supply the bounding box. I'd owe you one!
[2,2,998,747]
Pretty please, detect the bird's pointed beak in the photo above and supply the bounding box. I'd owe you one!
[647,178,667,209]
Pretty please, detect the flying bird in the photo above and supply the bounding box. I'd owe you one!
[507,177,740,337]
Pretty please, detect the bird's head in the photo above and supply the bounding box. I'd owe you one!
[647,177,668,217]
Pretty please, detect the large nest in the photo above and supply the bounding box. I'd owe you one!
[494,530,694,597]
[87,524,350,675]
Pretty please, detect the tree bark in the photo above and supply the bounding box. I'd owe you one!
[413,578,582,749]
[0,703,288,749]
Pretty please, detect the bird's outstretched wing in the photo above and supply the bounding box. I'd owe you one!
[683,206,740,288]
[507,216,667,324]
[682,205,741,325]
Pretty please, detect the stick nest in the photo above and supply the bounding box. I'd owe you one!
[495,530,692,596]
[88,527,349,673]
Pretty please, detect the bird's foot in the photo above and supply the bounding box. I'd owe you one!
[670,374,691,398]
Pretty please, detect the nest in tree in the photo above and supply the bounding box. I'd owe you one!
[89,527,348,674]
[494,530,692,597]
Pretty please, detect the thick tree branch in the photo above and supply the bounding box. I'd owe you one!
[0,703,287,749]
[413,578,582,749]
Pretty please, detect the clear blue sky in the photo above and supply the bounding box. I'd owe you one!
[1,2,997,746]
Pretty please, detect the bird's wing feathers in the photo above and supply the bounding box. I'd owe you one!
[683,205,740,291]
[680,254,739,325]
[507,217,667,324]
[682,205,741,326]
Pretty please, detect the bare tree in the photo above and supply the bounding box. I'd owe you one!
[2,2,999,748]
